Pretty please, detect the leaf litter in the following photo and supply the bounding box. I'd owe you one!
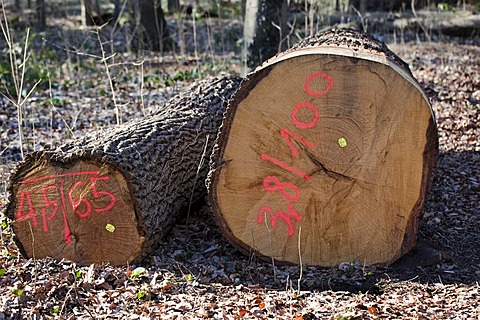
[0,41,479,318]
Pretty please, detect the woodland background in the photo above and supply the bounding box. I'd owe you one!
[0,0,479,319]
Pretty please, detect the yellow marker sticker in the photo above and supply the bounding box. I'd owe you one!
[105,224,115,233]
[338,137,347,148]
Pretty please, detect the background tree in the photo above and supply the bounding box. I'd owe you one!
[242,0,290,75]
[134,0,171,52]
[241,0,259,75]
[81,0,102,26]
[36,0,45,30]
[167,0,180,12]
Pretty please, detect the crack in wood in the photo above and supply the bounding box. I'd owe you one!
[305,150,353,181]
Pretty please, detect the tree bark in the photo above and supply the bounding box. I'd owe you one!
[167,0,180,13]
[36,0,46,30]
[5,76,241,265]
[113,0,122,25]
[81,0,102,26]
[137,0,171,52]
[242,0,290,74]
[242,0,260,76]
[209,29,438,267]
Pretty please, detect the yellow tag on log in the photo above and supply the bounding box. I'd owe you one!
[338,137,348,148]
[105,224,116,233]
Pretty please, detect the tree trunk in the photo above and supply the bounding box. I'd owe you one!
[14,0,21,10]
[5,76,241,265]
[137,0,171,52]
[242,0,260,76]
[113,0,122,25]
[242,0,290,75]
[81,0,102,26]
[167,0,180,12]
[279,0,289,52]
[208,29,438,267]
[36,0,46,30]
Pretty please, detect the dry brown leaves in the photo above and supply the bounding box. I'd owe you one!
[1,42,480,319]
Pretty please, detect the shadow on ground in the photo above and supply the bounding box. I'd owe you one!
[150,150,479,295]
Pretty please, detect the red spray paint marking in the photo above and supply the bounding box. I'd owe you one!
[280,128,315,158]
[16,192,38,228]
[256,71,334,236]
[263,176,300,202]
[16,171,117,244]
[291,102,319,129]
[58,179,72,243]
[304,72,333,97]
[40,184,59,232]
[19,171,101,184]
[90,176,117,213]
[69,180,92,218]
[257,204,302,236]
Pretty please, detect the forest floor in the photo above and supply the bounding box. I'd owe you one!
[0,17,479,319]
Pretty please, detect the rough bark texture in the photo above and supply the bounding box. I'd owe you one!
[245,0,289,72]
[5,76,241,265]
[134,0,172,51]
[209,29,438,267]
[241,0,259,75]
[81,0,102,26]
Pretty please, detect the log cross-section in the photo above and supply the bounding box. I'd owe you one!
[209,29,438,267]
[5,76,241,265]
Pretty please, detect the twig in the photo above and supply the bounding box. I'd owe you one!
[109,0,128,54]
[260,210,277,281]
[0,2,19,94]
[0,6,42,158]
[351,5,368,33]
[18,27,29,106]
[297,226,302,294]
[28,222,39,296]
[186,134,210,224]
[271,16,297,53]
[411,0,432,41]
[95,25,121,125]
[133,60,146,116]
[46,67,75,138]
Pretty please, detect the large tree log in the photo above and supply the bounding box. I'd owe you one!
[209,29,438,267]
[5,76,241,265]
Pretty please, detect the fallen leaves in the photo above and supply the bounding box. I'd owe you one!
[0,40,479,318]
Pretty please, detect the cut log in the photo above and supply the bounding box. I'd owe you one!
[209,29,438,267]
[5,76,241,265]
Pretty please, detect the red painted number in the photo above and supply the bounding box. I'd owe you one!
[15,172,117,244]
[258,204,302,236]
[68,177,117,217]
[281,128,315,158]
[257,71,334,236]
[304,72,333,97]
[16,192,38,228]
[291,102,319,129]
[90,176,116,213]
[40,184,59,232]
[263,176,299,202]
[68,181,92,218]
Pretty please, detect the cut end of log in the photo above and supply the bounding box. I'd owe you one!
[210,29,438,267]
[9,159,143,265]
